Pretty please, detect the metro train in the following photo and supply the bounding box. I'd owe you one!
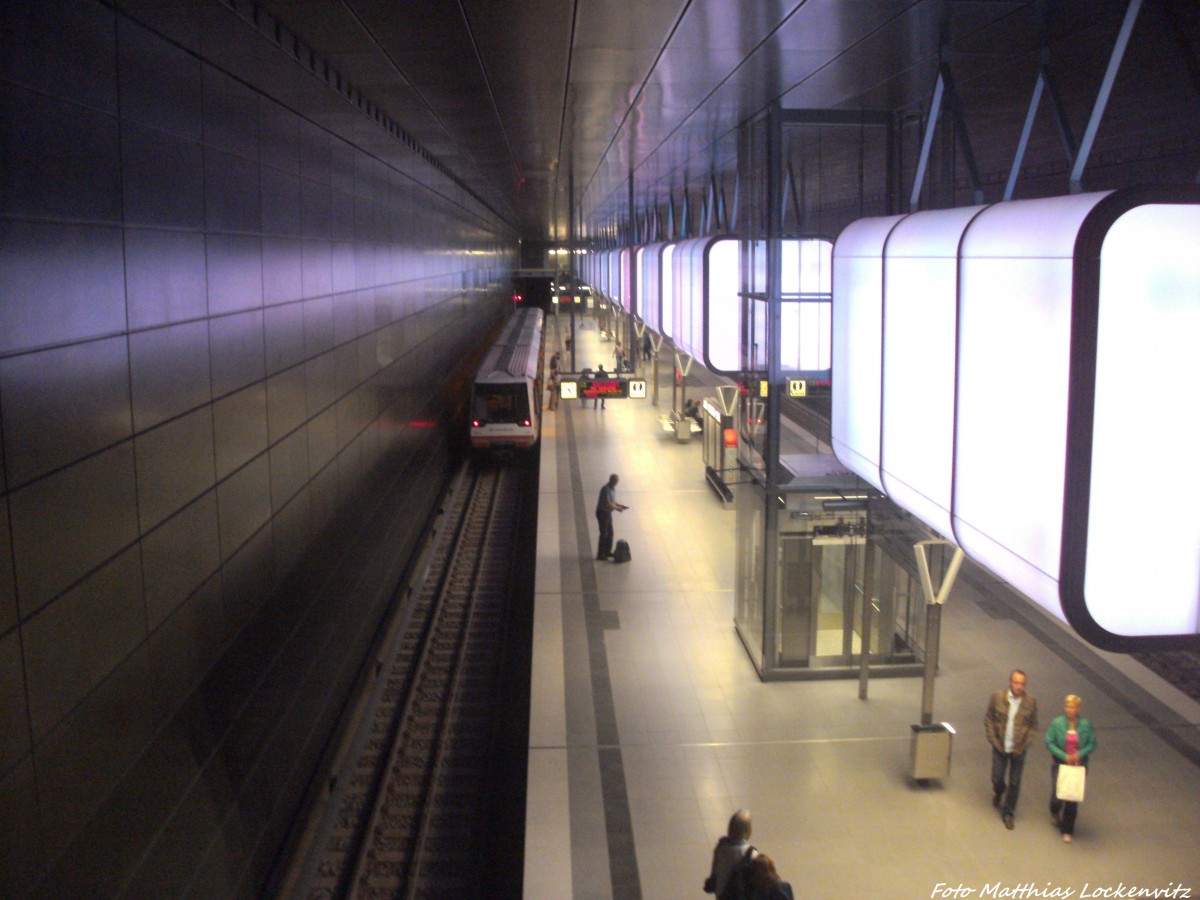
[469,308,546,450]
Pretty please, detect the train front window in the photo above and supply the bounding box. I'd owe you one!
[473,384,530,424]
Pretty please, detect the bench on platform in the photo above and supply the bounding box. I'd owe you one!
[657,410,702,442]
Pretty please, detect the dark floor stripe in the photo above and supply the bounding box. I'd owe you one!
[563,404,643,899]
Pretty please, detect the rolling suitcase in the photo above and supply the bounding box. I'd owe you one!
[612,539,631,563]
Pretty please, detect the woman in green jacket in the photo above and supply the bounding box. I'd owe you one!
[1044,694,1096,843]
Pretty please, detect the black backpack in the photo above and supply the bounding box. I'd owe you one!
[717,846,756,900]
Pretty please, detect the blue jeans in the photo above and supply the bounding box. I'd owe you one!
[991,748,1026,817]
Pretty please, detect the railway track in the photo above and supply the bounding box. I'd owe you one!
[279,462,526,898]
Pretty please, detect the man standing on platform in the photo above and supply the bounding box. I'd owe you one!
[595,473,626,560]
[984,669,1038,830]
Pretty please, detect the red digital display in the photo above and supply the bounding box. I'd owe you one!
[579,379,628,399]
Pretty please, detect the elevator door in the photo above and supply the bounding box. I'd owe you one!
[779,534,865,666]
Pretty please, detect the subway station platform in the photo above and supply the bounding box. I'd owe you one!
[524,311,1200,899]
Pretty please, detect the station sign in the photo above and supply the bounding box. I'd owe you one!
[559,376,646,400]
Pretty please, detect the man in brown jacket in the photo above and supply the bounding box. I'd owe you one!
[984,669,1038,830]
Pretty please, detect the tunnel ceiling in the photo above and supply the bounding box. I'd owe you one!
[115,0,1198,244]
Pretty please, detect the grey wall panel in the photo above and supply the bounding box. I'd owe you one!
[0,336,132,488]
[0,628,30,772]
[0,758,41,896]
[121,124,205,229]
[141,492,221,631]
[116,16,202,140]
[202,68,259,162]
[204,149,262,233]
[129,320,212,431]
[216,455,272,560]
[0,2,516,893]
[9,443,139,617]
[134,409,216,533]
[266,366,308,444]
[268,428,310,513]
[263,237,305,305]
[33,643,155,889]
[306,407,339,476]
[334,343,360,400]
[0,0,117,112]
[209,309,266,398]
[0,509,14,636]
[260,165,302,236]
[22,549,146,742]
[299,120,331,184]
[301,238,333,298]
[271,490,313,576]
[0,222,127,355]
[332,242,356,294]
[220,527,276,639]
[0,89,121,222]
[263,302,306,375]
[206,233,264,316]
[303,295,336,357]
[304,352,337,417]
[212,383,269,479]
[301,177,334,240]
[259,103,300,175]
[124,228,209,329]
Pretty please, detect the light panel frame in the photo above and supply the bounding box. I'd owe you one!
[831,187,1200,651]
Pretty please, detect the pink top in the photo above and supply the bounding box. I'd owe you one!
[1066,730,1079,756]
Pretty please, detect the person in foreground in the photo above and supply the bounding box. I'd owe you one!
[984,668,1038,830]
[747,854,794,900]
[1045,693,1096,843]
[704,809,755,897]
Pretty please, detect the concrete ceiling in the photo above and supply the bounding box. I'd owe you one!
[116,0,1200,243]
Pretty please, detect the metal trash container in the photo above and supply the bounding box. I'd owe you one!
[910,722,955,780]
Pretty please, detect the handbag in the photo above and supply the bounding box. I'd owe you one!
[1056,764,1086,802]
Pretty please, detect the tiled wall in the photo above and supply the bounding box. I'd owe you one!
[0,2,512,894]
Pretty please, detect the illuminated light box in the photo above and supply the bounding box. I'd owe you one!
[832,188,1200,650]
[669,237,740,371]
[780,239,833,375]
[831,214,905,493]
[661,243,676,338]
[883,206,984,538]
[636,243,667,331]
[667,237,830,376]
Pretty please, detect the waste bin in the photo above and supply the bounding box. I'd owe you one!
[910,722,954,780]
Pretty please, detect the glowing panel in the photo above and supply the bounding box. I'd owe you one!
[707,239,740,371]
[881,207,983,537]
[955,193,1106,617]
[1083,203,1200,638]
[831,215,904,492]
[833,189,1200,650]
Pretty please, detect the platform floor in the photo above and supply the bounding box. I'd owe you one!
[524,312,1200,900]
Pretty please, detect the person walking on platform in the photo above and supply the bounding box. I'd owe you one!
[613,340,626,374]
[593,364,608,409]
[594,473,626,560]
[546,370,559,410]
[703,809,756,898]
[1045,693,1096,843]
[985,669,1039,830]
[642,331,652,361]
